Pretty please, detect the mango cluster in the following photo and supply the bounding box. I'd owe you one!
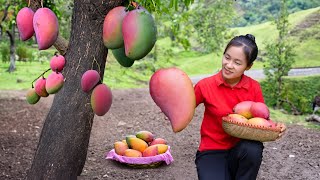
[227,101,276,128]
[81,70,112,116]
[114,130,168,157]
[17,7,59,50]
[26,54,65,105]
[103,4,157,67]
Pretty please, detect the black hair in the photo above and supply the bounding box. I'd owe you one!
[223,34,258,65]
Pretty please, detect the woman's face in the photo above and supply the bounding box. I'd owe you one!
[221,46,252,86]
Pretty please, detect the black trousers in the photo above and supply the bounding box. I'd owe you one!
[195,140,264,180]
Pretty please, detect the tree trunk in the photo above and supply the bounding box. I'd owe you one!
[6,26,16,73]
[26,0,123,179]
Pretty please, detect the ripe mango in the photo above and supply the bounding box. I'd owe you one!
[250,102,270,119]
[50,54,65,72]
[45,72,64,94]
[227,114,248,124]
[26,88,40,105]
[112,47,135,67]
[114,141,128,156]
[16,7,34,41]
[91,84,112,116]
[233,101,254,119]
[35,77,49,97]
[103,6,128,49]
[149,67,196,132]
[126,137,148,153]
[150,138,167,146]
[142,145,158,157]
[136,130,154,143]
[122,8,157,60]
[81,70,100,93]
[33,8,59,50]
[247,117,271,128]
[124,149,142,157]
[151,144,168,154]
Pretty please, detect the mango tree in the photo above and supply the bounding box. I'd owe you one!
[25,0,194,179]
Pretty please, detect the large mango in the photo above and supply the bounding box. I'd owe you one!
[103,6,128,49]
[33,8,59,50]
[112,47,135,67]
[16,7,34,41]
[122,8,157,60]
[149,67,196,133]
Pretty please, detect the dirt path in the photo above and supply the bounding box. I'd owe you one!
[0,89,319,180]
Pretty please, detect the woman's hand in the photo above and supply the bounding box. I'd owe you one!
[275,122,287,139]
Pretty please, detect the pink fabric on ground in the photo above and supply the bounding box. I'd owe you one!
[105,146,174,165]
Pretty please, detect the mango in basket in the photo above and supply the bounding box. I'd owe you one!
[126,137,148,152]
[124,149,142,157]
[142,145,159,157]
[114,141,129,156]
[227,114,248,123]
[233,101,270,120]
[233,101,254,119]
[247,117,273,128]
[150,137,167,146]
[152,144,168,154]
[136,130,154,143]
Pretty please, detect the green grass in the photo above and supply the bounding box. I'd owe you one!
[270,108,320,129]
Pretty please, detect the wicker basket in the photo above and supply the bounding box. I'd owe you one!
[106,147,173,168]
[125,161,163,168]
[222,116,281,142]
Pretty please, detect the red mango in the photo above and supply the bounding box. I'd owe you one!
[149,67,196,132]
[17,7,34,41]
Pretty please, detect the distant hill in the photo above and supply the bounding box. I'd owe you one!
[234,0,320,27]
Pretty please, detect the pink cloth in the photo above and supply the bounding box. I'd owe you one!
[105,146,174,165]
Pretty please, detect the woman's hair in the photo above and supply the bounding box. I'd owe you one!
[223,34,258,65]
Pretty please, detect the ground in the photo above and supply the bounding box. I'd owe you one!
[0,89,319,180]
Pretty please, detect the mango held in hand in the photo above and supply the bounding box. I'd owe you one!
[33,8,59,50]
[26,88,40,105]
[122,7,157,60]
[91,84,112,116]
[16,7,34,41]
[103,6,128,49]
[150,67,196,133]
[45,72,64,94]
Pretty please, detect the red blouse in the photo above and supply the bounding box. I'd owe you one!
[194,70,264,151]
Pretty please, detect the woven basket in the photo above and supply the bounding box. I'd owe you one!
[222,116,281,142]
[125,161,163,168]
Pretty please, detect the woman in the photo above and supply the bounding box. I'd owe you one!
[194,34,286,180]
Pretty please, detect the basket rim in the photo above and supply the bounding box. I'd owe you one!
[222,116,281,132]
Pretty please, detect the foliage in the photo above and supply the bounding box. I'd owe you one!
[263,0,296,109]
[234,0,320,27]
[0,42,10,63]
[261,75,320,115]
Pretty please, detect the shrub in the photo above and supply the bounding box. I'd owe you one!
[261,75,320,114]
[0,43,10,63]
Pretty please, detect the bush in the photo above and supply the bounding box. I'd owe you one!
[0,43,10,63]
[16,45,33,62]
[261,75,320,114]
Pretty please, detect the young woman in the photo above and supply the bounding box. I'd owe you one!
[194,34,286,180]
